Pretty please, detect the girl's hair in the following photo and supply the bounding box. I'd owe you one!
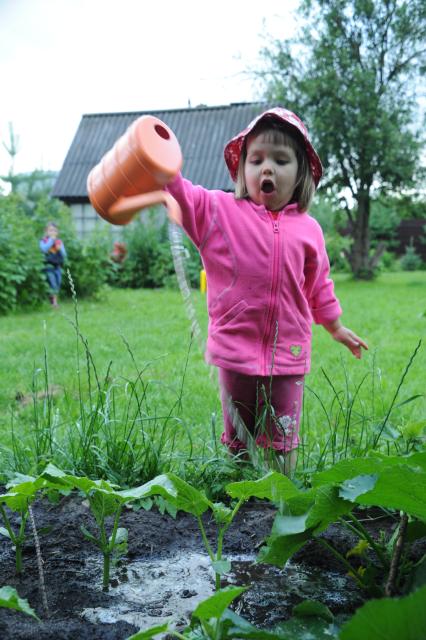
[234,120,316,211]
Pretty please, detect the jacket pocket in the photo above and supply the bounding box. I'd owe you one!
[213,299,248,329]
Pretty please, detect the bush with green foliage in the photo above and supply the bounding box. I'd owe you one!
[111,212,202,289]
[399,239,423,271]
[0,192,115,313]
[0,194,48,314]
[310,193,351,272]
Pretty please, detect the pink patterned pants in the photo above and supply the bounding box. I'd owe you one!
[218,368,304,453]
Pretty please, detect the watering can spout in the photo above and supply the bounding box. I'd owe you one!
[86,115,183,226]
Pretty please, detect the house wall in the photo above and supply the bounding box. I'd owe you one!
[69,202,111,238]
[69,202,167,239]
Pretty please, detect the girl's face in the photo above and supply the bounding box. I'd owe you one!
[46,224,58,238]
[244,132,299,211]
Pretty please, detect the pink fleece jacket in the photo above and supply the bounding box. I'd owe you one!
[167,175,342,376]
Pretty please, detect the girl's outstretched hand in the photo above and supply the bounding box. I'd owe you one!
[329,326,369,359]
[322,320,368,359]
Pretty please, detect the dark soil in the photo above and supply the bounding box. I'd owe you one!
[0,494,421,639]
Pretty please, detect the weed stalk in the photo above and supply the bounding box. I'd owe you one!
[28,505,49,617]
[372,340,422,449]
[385,512,409,596]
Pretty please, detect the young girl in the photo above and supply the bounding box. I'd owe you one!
[166,107,367,472]
[39,222,67,307]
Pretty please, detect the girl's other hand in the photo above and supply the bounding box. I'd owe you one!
[330,326,369,359]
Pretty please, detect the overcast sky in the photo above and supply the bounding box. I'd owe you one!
[0,0,299,181]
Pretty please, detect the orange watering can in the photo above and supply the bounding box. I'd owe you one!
[87,115,183,226]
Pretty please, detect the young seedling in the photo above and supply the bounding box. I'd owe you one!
[151,471,298,591]
[39,465,187,591]
[0,474,46,574]
[0,500,29,575]
[39,467,130,591]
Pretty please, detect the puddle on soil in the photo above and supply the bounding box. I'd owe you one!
[82,552,216,631]
[81,551,361,633]
[225,559,360,629]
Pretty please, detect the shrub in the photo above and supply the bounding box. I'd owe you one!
[378,250,398,272]
[0,194,48,313]
[0,193,114,313]
[324,230,351,272]
[63,230,113,298]
[111,212,202,289]
[400,238,423,271]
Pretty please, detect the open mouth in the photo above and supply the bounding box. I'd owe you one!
[261,180,275,194]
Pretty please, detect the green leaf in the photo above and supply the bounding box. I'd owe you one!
[406,555,426,593]
[118,474,178,503]
[89,491,122,523]
[6,472,36,488]
[352,467,426,521]
[0,491,31,513]
[339,586,426,640]
[80,524,100,547]
[39,463,67,481]
[120,473,213,516]
[339,475,379,501]
[312,455,404,487]
[0,527,12,540]
[306,485,353,534]
[259,485,352,567]
[293,599,334,623]
[63,474,99,494]
[192,586,246,622]
[211,559,231,575]
[272,513,309,535]
[0,586,39,620]
[227,471,300,502]
[258,529,314,567]
[125,622,169,639]
[315,452,426,487]
[221,607,290,638]
[112,527,128,546]
[212,502,233,526]
[275,616,338,639]
[164,473,212,516]
[405,451,426,473]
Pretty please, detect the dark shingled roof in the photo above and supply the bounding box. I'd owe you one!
[52,102,268,202]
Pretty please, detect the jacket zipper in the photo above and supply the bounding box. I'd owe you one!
[261,214,281,374]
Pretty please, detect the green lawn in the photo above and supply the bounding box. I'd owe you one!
[0,271,425,478]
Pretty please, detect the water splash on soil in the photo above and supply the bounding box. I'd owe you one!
[82,551,361,633]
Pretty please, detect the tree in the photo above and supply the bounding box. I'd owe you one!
[1,122,20,193]
[259,0,426,278]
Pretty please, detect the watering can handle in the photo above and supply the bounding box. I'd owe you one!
[105,191,182,226]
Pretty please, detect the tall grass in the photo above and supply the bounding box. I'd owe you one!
[0,271,424,487]
[2,275,198,487]
[298,339,424,478]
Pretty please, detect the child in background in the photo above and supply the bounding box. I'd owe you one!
[39,222,67,307]
[166,107,368,473]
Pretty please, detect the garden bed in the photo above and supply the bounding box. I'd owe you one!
[0,492,407,640]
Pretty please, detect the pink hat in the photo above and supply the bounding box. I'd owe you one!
[224,107,323,186]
